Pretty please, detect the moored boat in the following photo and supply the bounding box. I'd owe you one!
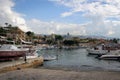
[99,50,120,60]
[86,44,110,56]
[100,54,120,60]
[0,44,28,61]
[26,50,38,59]
[41,54,57,61]
[86,48,108,56]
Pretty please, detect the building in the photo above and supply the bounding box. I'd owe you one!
[1,26,26,43]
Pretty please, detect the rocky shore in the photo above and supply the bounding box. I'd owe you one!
[0,68,120,80]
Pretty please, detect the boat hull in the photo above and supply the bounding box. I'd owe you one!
[0,50,27,61]
[100,55,120,60]
[87,49,108,56]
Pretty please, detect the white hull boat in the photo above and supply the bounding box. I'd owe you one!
[99,50,120,60]
[26,50,38,59]
[100,54,120,60]
[42,54,57,61]
[87,48,108,55]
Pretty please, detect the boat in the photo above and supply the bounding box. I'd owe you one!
[26,50,38,59]
[100,54,120,60]
[42,54,57,61]
[0,44,28,61]
[17,44,38,59]
[100,50,120,60]
[87,48,108,56]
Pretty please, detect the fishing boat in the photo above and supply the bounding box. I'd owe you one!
[0,44,28,61]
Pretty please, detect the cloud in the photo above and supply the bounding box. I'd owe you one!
[61,12,73,17]
[26,18,119,37]
[52,0,120,18]
[49,0,120,38]
[27,19,86,35]
[1,0,120,38]
[107,30,115,36]
[0,0,30,32]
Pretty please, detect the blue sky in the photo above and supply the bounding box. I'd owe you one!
[14,0,64,21]
[0,0,120,38]
[13,0,87,24]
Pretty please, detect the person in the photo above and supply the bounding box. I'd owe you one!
[24,53,27,63]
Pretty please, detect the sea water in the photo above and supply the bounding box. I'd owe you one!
[37,48,120,71]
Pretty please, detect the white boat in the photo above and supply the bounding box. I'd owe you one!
[26,50,38,59]
[86,44,110,56]
[42,54,57,61]
[19,45,38,59]
[87,48,108,55]
[100,50,120,60]
[100,54,120,60]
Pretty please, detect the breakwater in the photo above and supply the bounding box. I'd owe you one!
[0,57,43,73]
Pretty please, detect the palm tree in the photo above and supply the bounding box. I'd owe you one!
[5,23,8,27]
[8,24,12,27]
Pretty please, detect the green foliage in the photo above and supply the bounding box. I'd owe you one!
[63,40,79,46]
[112,38,118,43]
[0,27,7,36]
[7,38,13,41]
[26,31,34,37]
[46,39,53,44]
[8,24,12,27]
[55,35,63,41]
[5,23,8,26]
[0,27,5,33]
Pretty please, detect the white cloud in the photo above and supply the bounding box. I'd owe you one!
[0,0,30,32]
[1,0,120,38]
[27,19,86,35]
[61,12,73,17]
[26,18,120,37]
[49,0,120,38]
[107,30,115,36]
[52,0,120,18]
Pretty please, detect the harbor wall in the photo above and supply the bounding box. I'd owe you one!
[0,57,43,73]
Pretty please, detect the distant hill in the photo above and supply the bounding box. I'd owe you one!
[34,34,116,40]
[77,35,114,39]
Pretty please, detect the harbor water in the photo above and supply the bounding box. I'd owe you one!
[38,48,120,71]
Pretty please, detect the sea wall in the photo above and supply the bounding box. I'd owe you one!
[0,57,43,73]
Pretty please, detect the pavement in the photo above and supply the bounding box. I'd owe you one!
[0,57,44,69]
[0,68,120,80]
[0,59,25,69]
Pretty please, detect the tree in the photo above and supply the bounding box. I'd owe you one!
[25,31,34,41]
[8,24,12,27]
[55,35,63,41]
[26,31,34,37]
[46,39,53,44]
[5,23,12,27]
[5,23,8,27]
[112,38,118,43]
[63,40,79,46]
[0,27,6,36]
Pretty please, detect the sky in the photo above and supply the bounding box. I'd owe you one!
[0,0,120,38]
